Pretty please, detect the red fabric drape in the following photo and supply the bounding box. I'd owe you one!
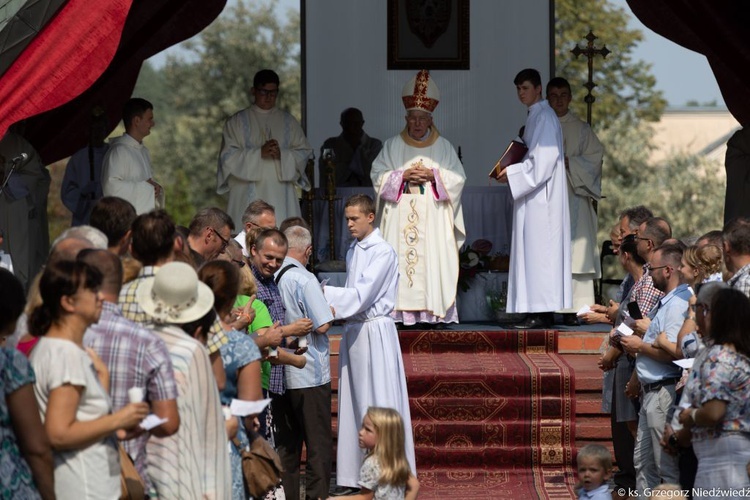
[0,0,134,138]
[13,0,228,165]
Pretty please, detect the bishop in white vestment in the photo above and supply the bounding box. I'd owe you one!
[324,200,415,488]
[217,70,312,227]
[371,70,466,325]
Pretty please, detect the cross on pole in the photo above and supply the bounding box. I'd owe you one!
[571,30,610,125]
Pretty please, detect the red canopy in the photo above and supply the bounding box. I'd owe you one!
[0,0,226,164]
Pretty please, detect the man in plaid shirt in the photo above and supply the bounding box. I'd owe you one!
[723,217,750,298]
[249,229,312,395]
[81,249,179,493]
[119,209,229,389]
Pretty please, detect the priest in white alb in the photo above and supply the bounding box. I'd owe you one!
[547,77,603,322]
[494,68,572,329]
[102,98,164,215]
[217,69,312,227]
[371,69,466,327]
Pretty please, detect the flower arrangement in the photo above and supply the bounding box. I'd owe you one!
[486,286,507,314]
[457,239,493,292]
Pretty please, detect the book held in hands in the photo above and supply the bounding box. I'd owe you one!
[489,140,528,180]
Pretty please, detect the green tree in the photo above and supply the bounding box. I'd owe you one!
[555,0,667,130]
[137,0,301,225]
[555,0,724,292]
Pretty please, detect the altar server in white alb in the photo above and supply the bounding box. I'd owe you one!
[102,98,164,214]
[547,77,603,320]
[217,69,312,227]
[494,68,572,329]
[371,69,466,327]
[323,194,415,488]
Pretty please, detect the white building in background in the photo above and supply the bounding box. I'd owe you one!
[650,107,739,172]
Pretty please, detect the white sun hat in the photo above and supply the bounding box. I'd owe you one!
[136,261,214,324]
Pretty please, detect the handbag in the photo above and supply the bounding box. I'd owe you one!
[119,444,146,500]
[233,431,284,498]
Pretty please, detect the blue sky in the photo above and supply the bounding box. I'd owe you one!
[149,0,724,108]
[610,0,723,107]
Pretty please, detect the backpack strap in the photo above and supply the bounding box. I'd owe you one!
[274,264,296,285]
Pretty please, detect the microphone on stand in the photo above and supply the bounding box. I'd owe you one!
[0,152,29,195]
[10,153,28,164]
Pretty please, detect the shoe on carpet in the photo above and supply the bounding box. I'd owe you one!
[562,313,579,327]
[329,485,361,496]
[514,313,553,329]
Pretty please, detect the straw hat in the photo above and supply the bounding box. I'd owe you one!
[136,262,214,324]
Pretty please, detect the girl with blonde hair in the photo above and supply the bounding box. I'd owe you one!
[335,407,419,500]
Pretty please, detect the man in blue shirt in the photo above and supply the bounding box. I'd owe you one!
[621,243,691,493]
[274,225,334,500]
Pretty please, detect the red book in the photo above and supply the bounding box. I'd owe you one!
[489,140,528,180]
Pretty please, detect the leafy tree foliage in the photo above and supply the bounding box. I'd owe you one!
[136,0,301,225]
[554,0,666,130]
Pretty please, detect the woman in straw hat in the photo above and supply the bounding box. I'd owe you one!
[139,261,232,499]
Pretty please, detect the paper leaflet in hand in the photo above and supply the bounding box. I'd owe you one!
[230,398,272,417]
[576,305,591,317]
[140,414,169,430]
[616,323,634,337]
[673,358,694,370]
[296,300,308,349]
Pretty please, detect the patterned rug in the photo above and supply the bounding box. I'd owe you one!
[400,329,577,499]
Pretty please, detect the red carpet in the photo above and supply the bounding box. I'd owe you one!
[400,329,577,499]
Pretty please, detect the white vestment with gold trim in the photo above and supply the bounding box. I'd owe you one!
[371,128,465,319]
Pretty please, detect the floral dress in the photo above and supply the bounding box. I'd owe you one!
[0,347,40,499]
[219,329,262,499]
[358,455,406,500]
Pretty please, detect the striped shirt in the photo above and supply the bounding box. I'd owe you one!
[251,263,286,394]
[83,301,177,490]
[146,324,231,500]
[119,265,229,353]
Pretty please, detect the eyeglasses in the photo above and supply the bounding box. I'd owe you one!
[231,258,246,268]
[648,264,670,273]
[256,88,279,97]
[249,221,277,231]
[690,302,711,316]
[636,237,653,245]
[210,227,230,251]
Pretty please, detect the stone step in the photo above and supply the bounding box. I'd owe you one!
[558,330,608,354]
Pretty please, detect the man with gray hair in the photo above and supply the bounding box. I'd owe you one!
[273,224,334,500]
[233,199,276,257]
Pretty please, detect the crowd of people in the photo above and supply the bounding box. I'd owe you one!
[4,61,750,500]
[579,206,750,499]
[0,191,419,499]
